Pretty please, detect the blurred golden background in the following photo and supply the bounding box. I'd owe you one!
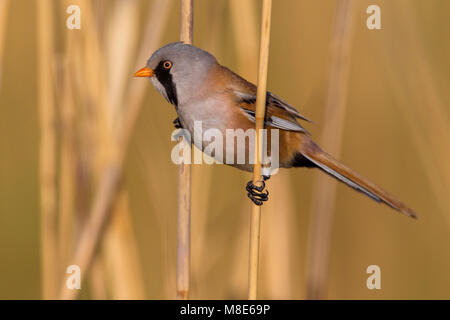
[0,0,449,299]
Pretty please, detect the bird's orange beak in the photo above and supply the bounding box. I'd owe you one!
[134,67,154,78]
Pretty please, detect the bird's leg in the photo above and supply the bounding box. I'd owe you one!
[246,175,270,206]
[173,117,183,129]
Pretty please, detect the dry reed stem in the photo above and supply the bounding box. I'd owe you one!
[189,0,253,298]
[230,0,296,299]
[177,0,193,301]
[37,0,59,299]
[225,0,261,298]
[0,0,9,87]
[306,0,355,300]
[58,0,172,299]
[180,0,194,46]
[248,0,272,300]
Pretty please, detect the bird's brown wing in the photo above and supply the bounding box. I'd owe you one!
[219,66,311,133]
[234,90,310,134]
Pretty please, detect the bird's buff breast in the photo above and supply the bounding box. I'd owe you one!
[176,98,278,173]
[178,97,236,152]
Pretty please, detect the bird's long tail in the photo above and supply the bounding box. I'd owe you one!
[298,139,417,219]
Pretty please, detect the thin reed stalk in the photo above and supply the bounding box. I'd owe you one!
[231,0,296,299]
[37,0,58,299]
[248,0,272,300]
[306,0,355,300]
[58,0,172,299]
[225,0,260,298]
[177,0,193,301]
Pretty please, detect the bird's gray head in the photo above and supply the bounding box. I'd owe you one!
[135,42,217,106]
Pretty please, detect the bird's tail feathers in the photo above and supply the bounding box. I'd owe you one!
[300,140,417,219]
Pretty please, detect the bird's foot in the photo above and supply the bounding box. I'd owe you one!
[246,179,269,206]
[173,117,183,129]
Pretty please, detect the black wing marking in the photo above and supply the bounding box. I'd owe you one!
[234,90,312,123]
[240,109,310,134]
[268,92,312,122]
[234,90,311,133]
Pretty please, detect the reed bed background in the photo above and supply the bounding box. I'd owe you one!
[0,0,449,299]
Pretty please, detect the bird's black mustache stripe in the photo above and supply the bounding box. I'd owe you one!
[154,60,178,106]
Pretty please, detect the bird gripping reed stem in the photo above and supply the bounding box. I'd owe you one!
[248,0,272,300]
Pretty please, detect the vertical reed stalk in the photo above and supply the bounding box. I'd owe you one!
[231,0,295,300]
[306,0,355,300]
[227,0,260,298]
[248,0,272,300]
[37,0,58,299]
[177,0,193,301]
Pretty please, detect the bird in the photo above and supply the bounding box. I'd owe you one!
[134,42,417,219]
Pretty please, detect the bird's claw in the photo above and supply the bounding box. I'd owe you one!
[173,117,183,129]
[246,180,269,206]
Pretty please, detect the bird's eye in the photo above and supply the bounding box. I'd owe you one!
[163,61,172,69]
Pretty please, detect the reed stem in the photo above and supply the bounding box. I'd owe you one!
[248,0,272,300]
[176,0,193,301]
